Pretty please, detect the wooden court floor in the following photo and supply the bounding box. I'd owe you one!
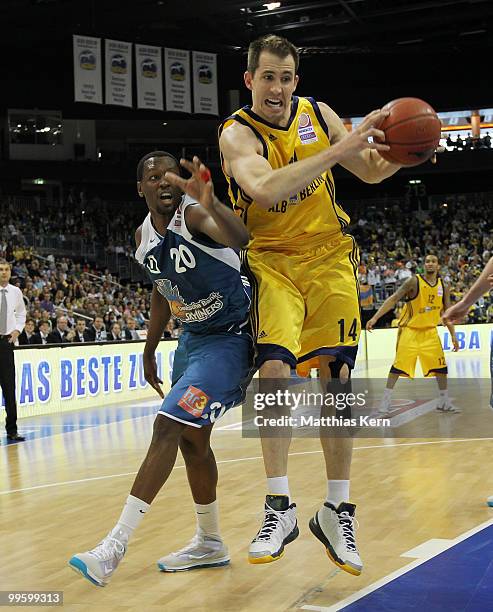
[2,399,493,612]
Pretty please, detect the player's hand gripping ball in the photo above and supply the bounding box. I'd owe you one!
[375,97,441,166]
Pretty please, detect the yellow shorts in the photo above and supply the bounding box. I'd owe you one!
[241,234,360,369]
[391,326,447,378]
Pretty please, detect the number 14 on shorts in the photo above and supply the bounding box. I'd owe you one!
[338,318,358,342]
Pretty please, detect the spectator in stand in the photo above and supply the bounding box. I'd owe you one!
[47,315,75,343]
[163,319,180,339]
[18,318,41,345]
[31,308,42,326]
[123,318,140,341]
[87,316,107,342]
[73,319,92,343]
[396,261,413,283]
[38,320,50,345]
[108,322,122,342]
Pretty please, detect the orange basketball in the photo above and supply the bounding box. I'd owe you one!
[375,97,441,166]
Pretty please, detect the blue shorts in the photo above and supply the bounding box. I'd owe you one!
[159,328,255,428]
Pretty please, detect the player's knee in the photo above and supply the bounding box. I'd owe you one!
[259,359,290,378]
[150,414,183,446]
[179,436,211,463]
[328,359,351,385]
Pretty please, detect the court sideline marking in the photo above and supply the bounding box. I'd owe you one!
[300,517,493,611]
[1,437,492,496]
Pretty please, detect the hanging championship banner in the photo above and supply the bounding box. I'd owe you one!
[192,51,218,115]
[164,48,191,113]
[105,39,133,107]
[135,44,163,111]
[73,35,102,104]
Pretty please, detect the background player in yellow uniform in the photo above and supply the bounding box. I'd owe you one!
[367,254,460,413]
[219,34,404,575]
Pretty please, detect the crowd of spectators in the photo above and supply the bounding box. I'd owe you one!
[0,245,181,345]
[0,189,145,258]
[444,132,491,151]
[353,194,493,326]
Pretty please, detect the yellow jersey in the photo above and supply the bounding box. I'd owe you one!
[219,96,350,252]
[399,274,444,329]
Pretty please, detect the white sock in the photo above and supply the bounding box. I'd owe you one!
[195,500,221,539]
[327,480,350,507]
[267,476,290,500]
[383,388,393,401]
[439,390,448,402]
[111,494,150,541]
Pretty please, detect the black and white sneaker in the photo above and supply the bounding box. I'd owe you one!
[248,495,299,564]
[309,502,362,575]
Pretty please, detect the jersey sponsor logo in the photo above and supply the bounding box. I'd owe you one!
[437,285,443,297]
[154,278,224,323]
[298,112,318,144]
[145,254,161,274]
[174,208,182,228]
[178,385,210,417]
[299,175,325,201]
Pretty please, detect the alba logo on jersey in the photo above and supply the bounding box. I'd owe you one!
[178,385,210,417]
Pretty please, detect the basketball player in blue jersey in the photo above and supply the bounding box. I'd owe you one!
[69,152,254,586]
[443,255,493,507]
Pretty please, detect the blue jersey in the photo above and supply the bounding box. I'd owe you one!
[135,195,251,334]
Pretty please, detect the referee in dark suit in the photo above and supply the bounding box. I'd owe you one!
[0,259,26,442]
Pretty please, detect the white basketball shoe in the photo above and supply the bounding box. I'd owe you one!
[69,529,127,587]
[309,502,363,576]
[157,532,230,572]
[248,495,299,564]
[436,399,461,413]
[378,394,392,415]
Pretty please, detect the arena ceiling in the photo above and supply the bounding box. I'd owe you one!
[1,0,492,55]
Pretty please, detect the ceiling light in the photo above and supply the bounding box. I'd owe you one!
[397,38,423,45]
[459,29,486,36]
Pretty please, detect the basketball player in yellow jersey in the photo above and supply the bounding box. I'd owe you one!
[219,34,406,575]
[367,254,460,413]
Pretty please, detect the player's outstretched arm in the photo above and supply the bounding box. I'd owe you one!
[143,286,171,399]
[220,118,389,208]
[165,156,249,249]
[319,103,401,184]
[366,277,416,331]
[441,284,459,351]
[443,256,493,324]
